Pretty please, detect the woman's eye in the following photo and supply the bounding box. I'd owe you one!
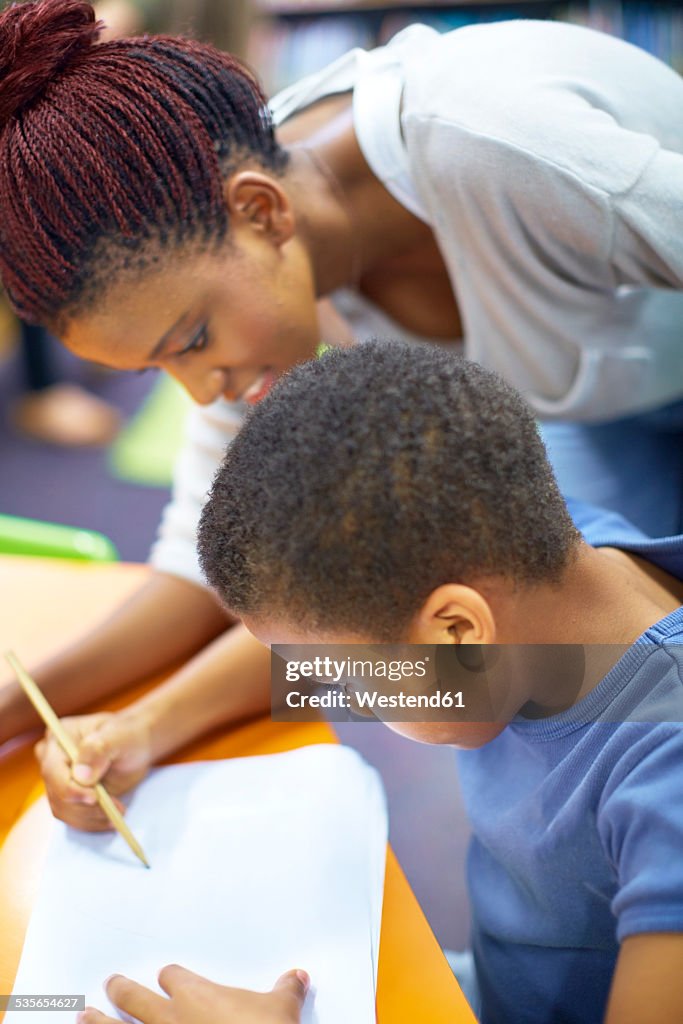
[180,324,209,356]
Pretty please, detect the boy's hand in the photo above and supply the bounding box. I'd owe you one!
[35,711,152,831]
[76,966,309,1024]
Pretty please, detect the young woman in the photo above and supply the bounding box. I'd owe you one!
[1,0,683,752]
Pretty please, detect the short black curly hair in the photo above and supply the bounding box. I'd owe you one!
[198,341,580,640]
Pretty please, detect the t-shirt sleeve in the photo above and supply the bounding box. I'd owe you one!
[148,398,246,586]
[598,725,683,942]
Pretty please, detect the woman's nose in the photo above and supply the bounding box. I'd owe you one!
[170,366,226,406]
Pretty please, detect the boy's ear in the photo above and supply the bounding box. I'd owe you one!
[408,583,496,646]
[223,171,295,246]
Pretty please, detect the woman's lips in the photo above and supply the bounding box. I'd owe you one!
[241,369,278,405]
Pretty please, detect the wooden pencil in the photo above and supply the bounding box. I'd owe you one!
[5,650,150,869]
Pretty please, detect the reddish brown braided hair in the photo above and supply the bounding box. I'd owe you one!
[0,0,286,325]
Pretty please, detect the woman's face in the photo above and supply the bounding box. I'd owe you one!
[62,220,321,405]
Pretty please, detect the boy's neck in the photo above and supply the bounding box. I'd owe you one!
[501,541,682,716]
[510,542,678,644]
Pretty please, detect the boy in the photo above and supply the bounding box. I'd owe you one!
[196,341,683,1024]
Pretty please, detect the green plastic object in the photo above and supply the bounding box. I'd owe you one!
[0,513,119,563]
[109,374,191,489]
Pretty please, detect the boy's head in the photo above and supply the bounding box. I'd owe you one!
[198,340,580,652]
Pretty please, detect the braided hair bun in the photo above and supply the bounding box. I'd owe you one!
[0,0,100,127]
[0,2,286,326]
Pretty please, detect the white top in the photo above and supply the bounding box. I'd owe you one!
[151,20,683,585]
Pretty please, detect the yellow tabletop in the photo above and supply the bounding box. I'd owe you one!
[0,556,474,1023]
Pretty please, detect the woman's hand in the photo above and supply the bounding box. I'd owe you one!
[77,966,309,1024]
[35,710,153,831]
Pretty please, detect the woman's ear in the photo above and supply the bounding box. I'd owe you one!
[223,171,295,247]
[408,583,497,646]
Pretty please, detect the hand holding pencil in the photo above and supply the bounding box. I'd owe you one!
[5,652,152,867]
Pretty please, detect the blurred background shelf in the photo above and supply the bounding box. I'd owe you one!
[260,0,552,12]
[252,0,683,91]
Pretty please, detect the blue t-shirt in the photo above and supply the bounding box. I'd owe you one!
[459,499,683,1024]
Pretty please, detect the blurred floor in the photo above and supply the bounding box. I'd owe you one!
[0,340,472,952]
[0,340,168,562]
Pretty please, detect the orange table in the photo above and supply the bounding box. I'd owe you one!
[0,556,474,1023]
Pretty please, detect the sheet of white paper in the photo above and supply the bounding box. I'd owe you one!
[6,745,387,1024]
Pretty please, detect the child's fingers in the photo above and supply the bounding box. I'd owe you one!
[71,724,121,787]
[158,963,196,996]
[36,731,95,805]
[105,974,168,1022]
[37,733,124,831]
[272,969,311,1017]
[76,1009,116,1024]
[42,786,118,832]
